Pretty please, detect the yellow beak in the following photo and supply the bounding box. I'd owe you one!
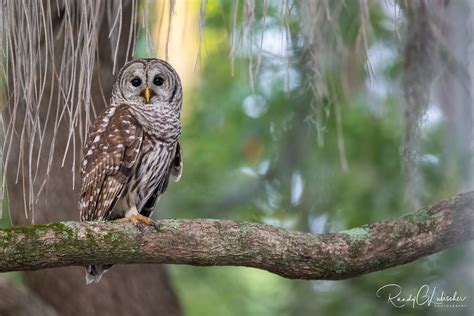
[145,85,151,104]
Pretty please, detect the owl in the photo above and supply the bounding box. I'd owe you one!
[79,58,183,284]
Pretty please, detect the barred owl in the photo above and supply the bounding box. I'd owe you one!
[79,58,183,284]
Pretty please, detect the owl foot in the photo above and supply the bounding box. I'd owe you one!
[117,214,158,231]
[129,214,152,225]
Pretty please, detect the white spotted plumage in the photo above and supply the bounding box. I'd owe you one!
[79,58,183,284]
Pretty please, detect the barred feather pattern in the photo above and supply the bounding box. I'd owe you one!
[79,102,182,222]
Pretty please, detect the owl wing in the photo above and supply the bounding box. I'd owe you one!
[140,142,183,217]
[170,141,183,182]
[80,105,143,221]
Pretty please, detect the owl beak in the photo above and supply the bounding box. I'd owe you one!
[144,85,151,104]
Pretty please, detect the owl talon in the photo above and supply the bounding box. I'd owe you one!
[152,220,161,230]
[136,221,147,232]
[132,214,152,225]
[116,214,154,226]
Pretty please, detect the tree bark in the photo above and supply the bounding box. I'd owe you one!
[0,277,58,316]
[1,191,472,280]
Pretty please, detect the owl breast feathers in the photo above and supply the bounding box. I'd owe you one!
[80,104,181,221]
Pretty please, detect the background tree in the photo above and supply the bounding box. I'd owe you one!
[0,1,182,315]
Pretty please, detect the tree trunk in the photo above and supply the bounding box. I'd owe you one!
[3,1,183,315]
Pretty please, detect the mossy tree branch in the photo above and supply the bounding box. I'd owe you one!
[0,192,473,280]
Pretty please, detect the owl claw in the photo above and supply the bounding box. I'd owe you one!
[152,220,161,230]
[132,214,152,225]
[116,214,155,227]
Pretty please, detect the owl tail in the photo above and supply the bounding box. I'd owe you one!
[85,264,112,284]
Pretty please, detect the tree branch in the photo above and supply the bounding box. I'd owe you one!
[0,192,473,280]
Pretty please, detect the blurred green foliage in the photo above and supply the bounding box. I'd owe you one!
[154,1,473,316]
[0,0,470,315]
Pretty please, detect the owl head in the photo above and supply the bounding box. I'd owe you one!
[111,58,182,113]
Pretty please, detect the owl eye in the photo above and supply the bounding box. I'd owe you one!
[131,77,142,87]
[153,76,164,86]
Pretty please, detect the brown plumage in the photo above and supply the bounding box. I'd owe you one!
[79,59,183,284]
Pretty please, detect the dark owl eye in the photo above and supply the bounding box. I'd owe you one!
[131,77,142,87]
[153,76,164,86]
